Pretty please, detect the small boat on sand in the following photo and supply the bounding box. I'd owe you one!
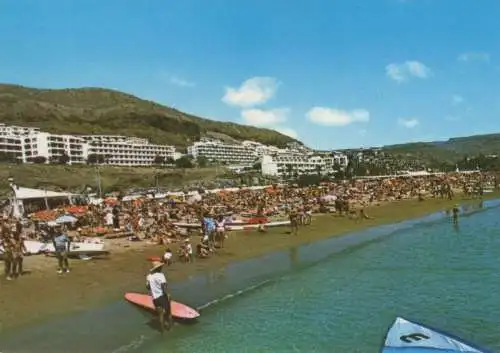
[381,317,492,352]
[42,242,108,258]
[24,240,47,254]
[0,240,46,259]
[226,220,291,231]
[172,222,201,228]
[173,217,271,229]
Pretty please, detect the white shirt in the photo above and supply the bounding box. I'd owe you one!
[163,251,172,261]
[186,243,193,255]
[216,220,225,232]
[105,213,113,226]
[146,272,167,299]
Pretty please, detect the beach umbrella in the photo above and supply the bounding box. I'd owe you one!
[55,214,78,224]
[187,194,202,204]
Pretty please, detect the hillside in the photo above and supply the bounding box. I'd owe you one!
[382,133,500,161]
[0,165,232,195]
[0,84,299,148]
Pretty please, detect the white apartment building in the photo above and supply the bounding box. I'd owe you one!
[261,152,348,178]
[241,140,282,157]
[0,124,40,162]
[0,124,176,166]
[186,139,309,165]
[84,135,175,166]
[29,133,88,163]
[188,139,258,164]
[0,124,40,136]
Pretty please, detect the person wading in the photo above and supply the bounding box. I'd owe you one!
[452,204,460,225]
[215,215,226,248]
[289,207,299,236]
[146,260,173,333]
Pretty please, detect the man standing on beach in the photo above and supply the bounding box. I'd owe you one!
[12,232,27,277]
[52,227,71,274]
[146,260,173,333]
[1,232,14,281]
[202,213,216,249]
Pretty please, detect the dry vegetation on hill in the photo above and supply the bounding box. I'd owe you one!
[0,84,299,148]
[0,164,227,195]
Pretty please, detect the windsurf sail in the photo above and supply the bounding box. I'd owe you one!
[381,317,491,353]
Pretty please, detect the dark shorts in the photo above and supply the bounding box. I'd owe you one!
[56,250,68,259]
[153,295,171,315]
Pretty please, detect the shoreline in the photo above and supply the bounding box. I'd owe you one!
[0,194,496,334]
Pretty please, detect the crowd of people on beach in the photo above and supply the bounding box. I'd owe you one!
[0,171,495,281]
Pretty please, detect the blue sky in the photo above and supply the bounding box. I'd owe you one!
[1,0,499,149]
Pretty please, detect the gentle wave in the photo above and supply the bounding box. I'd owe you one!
[196,279,273,311]
[107,279,273,353]
[110,335,149,353]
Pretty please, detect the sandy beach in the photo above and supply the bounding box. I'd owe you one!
[0,194,494,333]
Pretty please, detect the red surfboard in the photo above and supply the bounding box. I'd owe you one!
[124,292,200,319]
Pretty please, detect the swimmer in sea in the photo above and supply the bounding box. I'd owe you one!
[452,204,459,225]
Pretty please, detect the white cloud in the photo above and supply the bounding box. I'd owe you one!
[241,108,289,126]
[306,107,370,126]
[451,94,464,105]
[457,52,490,63]
[222,77,279,107]
[398,117,419,128]
[445,115,460,122]
[169,76,196,88]
[160,71,196,88]
[386,61,431,82]
[240,107,296,139]
[274,127,298,139]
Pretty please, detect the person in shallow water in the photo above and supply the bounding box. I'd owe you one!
[146,260,173,333]
[452,204,460,224]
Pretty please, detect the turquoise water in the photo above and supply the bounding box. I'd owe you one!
[2,201,500,353]
[149,202,500,353]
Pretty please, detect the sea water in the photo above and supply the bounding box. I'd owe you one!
[2,201,500,353]
[146,202,500,353]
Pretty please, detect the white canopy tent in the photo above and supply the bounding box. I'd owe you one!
[9,184,77,219]
[13,186,74,200]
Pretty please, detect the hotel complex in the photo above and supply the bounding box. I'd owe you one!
[0,123,349,176]
[187,138,286,164]
[261,151,348,177]
[0,124,176,166]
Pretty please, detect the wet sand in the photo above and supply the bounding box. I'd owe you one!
[0,195,494,333]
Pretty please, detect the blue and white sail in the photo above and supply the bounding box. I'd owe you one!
[382,317,491,353]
